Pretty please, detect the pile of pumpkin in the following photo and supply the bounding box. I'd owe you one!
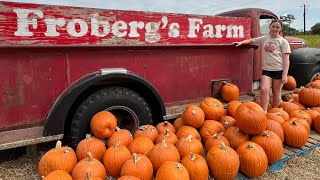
[38,74,320,180]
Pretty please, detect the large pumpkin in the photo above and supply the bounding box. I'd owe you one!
[90,111,117,139]
[299,88,320,107]
[235,102,267,135]
[282,120,309,148]
[38,141,77,177]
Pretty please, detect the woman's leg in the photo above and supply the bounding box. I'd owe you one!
[272,79,283,108]
[260,75,272,111]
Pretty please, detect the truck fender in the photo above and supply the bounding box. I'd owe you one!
[43,68,166,136]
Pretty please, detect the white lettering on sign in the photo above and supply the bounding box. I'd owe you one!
[13,8,246,43]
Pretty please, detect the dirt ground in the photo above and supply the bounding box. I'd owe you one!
[1,145,320,180]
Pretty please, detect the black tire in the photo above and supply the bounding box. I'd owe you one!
[70,86,152,147]
[308,66,320,83]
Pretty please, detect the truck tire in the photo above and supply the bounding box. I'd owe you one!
[308,66,320,83]
[70,86,152,147]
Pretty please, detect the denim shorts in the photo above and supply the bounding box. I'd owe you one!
[262,70,283,79]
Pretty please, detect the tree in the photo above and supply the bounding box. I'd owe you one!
[311,23,320,35]
[282,24,299,36]
[280,14,295,27]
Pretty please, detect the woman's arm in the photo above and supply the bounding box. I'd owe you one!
[282,53,290,84]
[232,39,253,47]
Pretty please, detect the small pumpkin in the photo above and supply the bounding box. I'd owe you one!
[121,153,153,180]
[76,134,106,162]
[282,120,308,148]
[299,88,320,107]
[154,129,178,145]
[290,110,312,126]
[266,120,284,143]
[155,161,189,180]
[279,100,300,115]
[226,100,242,118]
[173,117,185,132]
[128,136,154,156]
[268,108,290,121]
[199,97,225,120]
[117,176,141,180]
[134,125,158,142]
[181,104,205,128]
[221,81,240,102]
[205,133,230,151]
[156,121,176,134]
[41,170,73,180]
[71,152,106,180]
[199,120,225,142]
[107,127,133,148]
[90,111,117,139]
[38,140,77,177]
[181,153,208,180]
[266,113,284,124]
[219,115,236,129]
[283,75,296,90]
[175,135,203,159]
[176,126,201,141]
[223,126,250,150]
[84,171,104,180]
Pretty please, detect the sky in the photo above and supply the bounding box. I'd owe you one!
[3,0,320,31]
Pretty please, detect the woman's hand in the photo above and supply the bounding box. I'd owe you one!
[232,42,242,47]
[282,75,288,84]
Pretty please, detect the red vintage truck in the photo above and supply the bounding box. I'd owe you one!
[0,1,315,150]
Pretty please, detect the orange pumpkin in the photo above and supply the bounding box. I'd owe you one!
[173,117,185,132]
[226,100,242,118]
[156,121,176,134]
[290,118,310,134]
[154,129,178,145]
[279,100,300,115]
[282,120,308,148]
[305,81,320,89]
[181,153,208,180]
[223,126,250,150]
[84,171,104,180]
[266,120,284,142]
[117,176,141,180]
[90,111,117,139]
[219,115,236,129]
[235,102,267,135]
[299,88,320,107]
[266,113,285,124]
[290,110,312,126]
[71,152,106,180]
[181,104,205,128]
[236,141,268,177]
[221,82,240,102]
[176,126,201,141]
[107,127,133,147]
[283,92,299,102]
[42,170,73,180]
[283,75,296,90]
[175,135,203,159]
[38,141,77,177]
[76,134,106,162]
[206,142,240,180]
[313,115,320,133]
[199,120,225,142]
[121,153,153,180]
[205,133,230,151]
[268,108,290,121]
[128,137,154,156]
[199,97,224,120]
[103,142,131,177]
[155,161,189,180]
[134,125,158,142]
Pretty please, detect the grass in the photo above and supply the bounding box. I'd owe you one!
[295,35,320,48]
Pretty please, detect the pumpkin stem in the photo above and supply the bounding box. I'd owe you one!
[262,131,270,137]
[213,134,220,138]
[114,141,121,149]
[161,138,168,147]
[220,142,228,152]
[86,170,92,180]
[87,152,94,164]
[132,153,140,163]
[175,163,183,171]
[275,112,281,116]
[55,140,62,151]
[189,152,196,161]
[288,99,294,103]
[291,121,298,126]
[116,126,121,132]
[223,80,227,85]
[247,143,257,150]
[138,126,147,131]
[41,176,45,180]
[164,121,169,127]
[185,135,193,142]
[191,109,196,115]
[164,129,170,136]
[151,127,156,132]
[223,120,229,125]
[85,134,91,140]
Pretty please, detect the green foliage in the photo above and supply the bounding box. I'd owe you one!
[295,35,320,48]
[311,23,320,35]
[282,24,300,36]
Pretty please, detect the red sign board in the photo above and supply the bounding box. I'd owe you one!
[0,1,251,47]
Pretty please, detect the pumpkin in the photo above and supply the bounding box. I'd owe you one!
[148,138,181,173]
[117,176,141,180]
[107,127,133,147]
[154,129,178,145]
[103,142,131,177]
[313,115,320,133]
[294,86,304,94]
[283,92,299,102]
[175,135,203,159]
[134,125,158,142]
[38,140,77,177]
[255,98,272,111]
[226,100,242,118]
[304,108,320,123]
[128,136,154,156]
[76,134,106,162]
[223,126,250,150]
[268,108,290,121]
[299,88,320,107]
[290,118,311,134]
[292,101,306,110]
[290,110,312,126]
[155,161,189,180]
[199,97,224,120]
[205,133,230,151]
[219,115,236,129]
[251,131,283,163]
[221,81,239,102]
[266,120,284,142]
[90,111,117,139]
[176,126,201,141]
[121,153,153,180]
[266,113,284,124]
[41,170,73,180]
[84,171,104,180]
[282,120,308,148]
[305,81,320,89]
[173,117,185,131]
[156,121,176,134]
[71,152,106,180]
[206,142,240,180]
[181,104,205,128]
[235,102,267,135]
[311,106,320,114]
[283,75,296,90]
[181,153,208,180]
[279,100,300,115]
[199,120,225,142]
[236,141,268,177]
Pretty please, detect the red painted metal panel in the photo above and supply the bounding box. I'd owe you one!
[0,51,66,130]
[0,1,251,47]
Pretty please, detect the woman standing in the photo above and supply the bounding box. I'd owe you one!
[233,19,291,111]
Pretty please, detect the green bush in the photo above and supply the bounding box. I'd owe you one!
[295,35,320,48]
